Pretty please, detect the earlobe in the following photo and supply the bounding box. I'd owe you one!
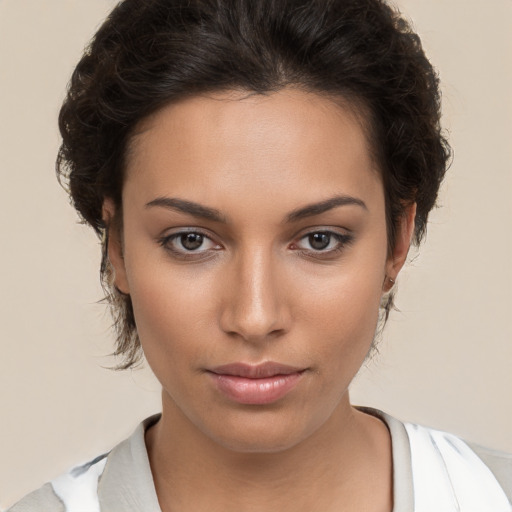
[102,199,130,295]
[384,203,417,291]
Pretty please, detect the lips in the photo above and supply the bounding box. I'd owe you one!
[207,362,305,405]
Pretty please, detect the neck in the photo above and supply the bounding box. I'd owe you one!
[146,393,393,512]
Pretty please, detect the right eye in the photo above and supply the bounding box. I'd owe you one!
[158,230,222,260]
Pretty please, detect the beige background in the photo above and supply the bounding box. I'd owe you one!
[0,0,511,507]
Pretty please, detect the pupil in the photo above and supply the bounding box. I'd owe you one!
[181,233,203,250]
[310,233,330,250]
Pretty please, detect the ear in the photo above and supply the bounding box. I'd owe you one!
[102,198,130,295]
[383,202,416,292]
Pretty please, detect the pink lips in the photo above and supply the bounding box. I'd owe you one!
[207,362,305,405]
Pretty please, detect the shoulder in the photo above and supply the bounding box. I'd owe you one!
[404,422,512,509]
[6,454,108,512]
[358,407,512,510]
[467,441,512,500]
[6,414,161,512]
[6,483,65,512]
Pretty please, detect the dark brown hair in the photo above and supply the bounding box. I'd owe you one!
[57,0,451,368]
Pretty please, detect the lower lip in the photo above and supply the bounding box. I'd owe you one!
[209,372,304,405]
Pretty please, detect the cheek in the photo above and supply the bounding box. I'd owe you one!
[123,250,216,364]
[304,277,382,353]
[296,248,387,368]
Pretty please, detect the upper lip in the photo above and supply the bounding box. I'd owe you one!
[208,362,305,378]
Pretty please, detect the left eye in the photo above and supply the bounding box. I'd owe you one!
[295,231,352,252]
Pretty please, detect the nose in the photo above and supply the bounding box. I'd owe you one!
[219,246,291,343]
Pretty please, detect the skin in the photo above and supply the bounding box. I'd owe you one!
[105,88,415,512]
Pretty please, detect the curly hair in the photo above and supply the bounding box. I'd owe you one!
[57,0,451,369]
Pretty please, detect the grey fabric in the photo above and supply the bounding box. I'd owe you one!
[468,442,512,502]
[98,414,161,512]
[361,408,512,507]
[357,407,415,512]
[6,410,511,510]
[7,483,65,512]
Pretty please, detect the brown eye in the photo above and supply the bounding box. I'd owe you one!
[180,233,204,251]
[293,230,354,259]
[158,230,221,260]
[309,233,331,250]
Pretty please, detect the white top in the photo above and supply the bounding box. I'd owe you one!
[8,408,512,511]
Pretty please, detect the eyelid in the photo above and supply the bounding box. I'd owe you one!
[158,228,222,257]
[291,229,355,258]
[157,227,354,261]
[293,226,352,244]
[159,227,217,240]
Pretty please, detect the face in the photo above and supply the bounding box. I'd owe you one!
[107,89,413,453]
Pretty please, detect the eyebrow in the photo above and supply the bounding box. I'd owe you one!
[145,194,367,224]
[286,195,367,222]
[146,197,228,223]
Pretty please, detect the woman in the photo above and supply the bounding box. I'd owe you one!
[8,0,511,510]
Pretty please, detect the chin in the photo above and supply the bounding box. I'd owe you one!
[209,429,304,455]
[197,408,324,455]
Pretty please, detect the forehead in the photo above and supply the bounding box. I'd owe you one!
[124,89,382,212]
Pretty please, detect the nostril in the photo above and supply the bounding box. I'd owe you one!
[220,307,290,343]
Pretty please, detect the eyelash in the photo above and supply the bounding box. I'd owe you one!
[157,229,354,261]
[158,230,221,261]
[293,232,354,260]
